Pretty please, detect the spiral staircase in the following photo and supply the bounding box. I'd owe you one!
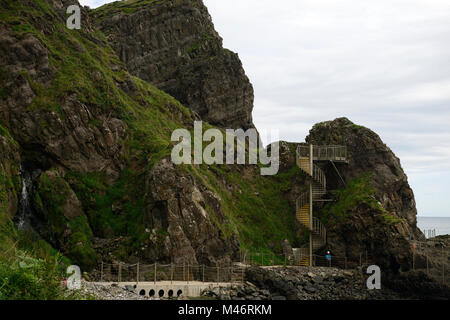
[294,145,347,266]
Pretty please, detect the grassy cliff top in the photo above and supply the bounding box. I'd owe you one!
[91,0,174,18]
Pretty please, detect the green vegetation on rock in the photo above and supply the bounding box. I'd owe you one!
[322,174,386,225]
[186,164,303,252]
[321,173,404,227]
[38,172,98,270]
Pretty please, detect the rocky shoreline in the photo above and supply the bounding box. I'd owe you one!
[202,266,450,300]
[202,266,401,300]
[79,281,147,300]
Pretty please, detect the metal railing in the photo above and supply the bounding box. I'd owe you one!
[297,145,347,162]
[312,217,326,244]
[422,229,436,239]
[244,250,377,270]
[295,191,309,213]
[410,240,449,286]
[91,246,449,286]
[312,164,326,191]
[96,262,245,284]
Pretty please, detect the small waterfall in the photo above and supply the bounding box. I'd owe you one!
[15,165,41,231]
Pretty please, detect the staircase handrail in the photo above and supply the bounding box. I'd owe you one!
[312,217,326,243]
[312,164,326,191]
[295,191,309,212]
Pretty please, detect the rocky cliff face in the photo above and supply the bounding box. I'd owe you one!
[91,0,254,130]
[0,1,126,178]
[144,159,240,265]
[0,132,21,219]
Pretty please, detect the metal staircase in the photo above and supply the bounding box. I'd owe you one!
[294,145,347,266]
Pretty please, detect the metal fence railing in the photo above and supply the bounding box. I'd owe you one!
[410,240,449,286]
[297,145,348,162]
[92,244,448,286]
[241,250,376,270]
[96,262,246,284]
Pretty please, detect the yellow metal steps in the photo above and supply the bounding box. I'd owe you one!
[296,204,311,229]
[294,144,347,267]
[297,158,311,175]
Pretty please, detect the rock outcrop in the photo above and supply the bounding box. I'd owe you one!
[305,117,423,272]
[307,118,420,235]
[143,158,240,265]
[92,0,254,129]
[0,25,126,178]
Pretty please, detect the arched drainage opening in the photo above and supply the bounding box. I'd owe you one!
[177,289,183,297]
[139,289,146,296]
[149,289,155,297]
[158,290,164,297]
[168,290,174,298]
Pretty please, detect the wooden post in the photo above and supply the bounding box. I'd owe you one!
[217,265,219,284]
[100,262,104,282]
[231,265,233,283]
[202,265,205,283]
[154,262,157,284]
[442,246,445,285]
[136,262,140,284]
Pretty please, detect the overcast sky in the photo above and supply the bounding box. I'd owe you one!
[81,0,450,218]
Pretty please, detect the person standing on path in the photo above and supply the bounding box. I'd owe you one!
[325,251,332,267]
